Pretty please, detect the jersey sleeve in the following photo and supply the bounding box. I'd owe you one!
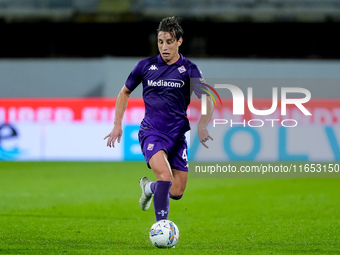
[189,64,208,99]
[125,60,145,92]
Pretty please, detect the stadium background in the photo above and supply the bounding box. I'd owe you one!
[1,1,340,254]
[1,0,340,161]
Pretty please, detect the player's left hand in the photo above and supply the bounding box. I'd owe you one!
[198,126,213,149]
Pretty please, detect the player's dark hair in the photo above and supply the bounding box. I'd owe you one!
[157,16,183,41]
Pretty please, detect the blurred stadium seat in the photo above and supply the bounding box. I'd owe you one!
[97,0,131,13]
[73,0,98,13]
[0,0,75,21]
[0,0,339,22]
[0,0,339,58]
[132,0,340,21]
[49,0,73,8]
[0,0,98,18]
[3,0,72,9]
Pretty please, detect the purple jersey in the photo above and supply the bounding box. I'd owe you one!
[125,54,204,139]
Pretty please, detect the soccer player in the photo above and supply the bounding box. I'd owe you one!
[104,17,214,222]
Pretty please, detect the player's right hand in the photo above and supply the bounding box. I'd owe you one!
[104,125,123,148]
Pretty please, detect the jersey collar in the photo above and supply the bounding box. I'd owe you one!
[157,53,183,66]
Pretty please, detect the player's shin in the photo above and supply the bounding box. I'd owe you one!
[153,180,172,221]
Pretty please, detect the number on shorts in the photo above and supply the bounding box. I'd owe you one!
[182,148,188,162]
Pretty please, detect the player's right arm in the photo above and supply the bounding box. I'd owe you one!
[104,85,132,148]
[104,59,144,147]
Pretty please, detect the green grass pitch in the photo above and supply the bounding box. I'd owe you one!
[0,162,339,254]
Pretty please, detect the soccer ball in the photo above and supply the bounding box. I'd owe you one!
[149,220,179,248]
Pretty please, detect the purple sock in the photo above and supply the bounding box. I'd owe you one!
[169,193,183,200]
[153,180,172,221]
[150,182,157,193]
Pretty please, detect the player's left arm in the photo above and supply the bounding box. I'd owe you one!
[189,63,214,148]
[198,95,214,148]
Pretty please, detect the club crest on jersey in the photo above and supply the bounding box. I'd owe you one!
[147,143,154,151]
[178,65,186,73]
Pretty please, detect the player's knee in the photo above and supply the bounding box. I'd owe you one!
[157,172,172,182]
